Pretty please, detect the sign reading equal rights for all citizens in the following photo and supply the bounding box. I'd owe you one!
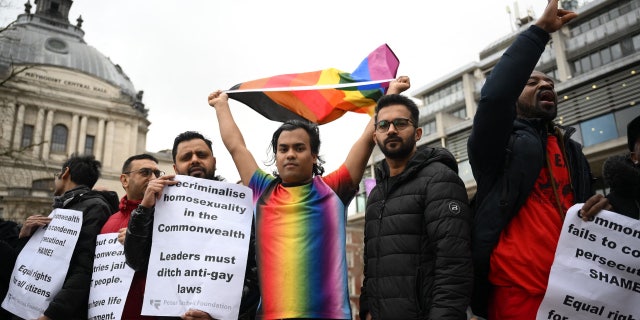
[537,204,640,320]
[141,175,253,320]
[1,209,82,319]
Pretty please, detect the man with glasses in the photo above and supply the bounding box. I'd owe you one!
[99,154,162,320]
[359,94,473,320]
[123,132,259,320]
[13,154,112,320]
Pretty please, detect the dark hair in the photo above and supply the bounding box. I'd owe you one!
[374,94,419,125]
[268,120,325,176]
[172,131,213,163]
[122,154,159,173]
[60,154,102,188]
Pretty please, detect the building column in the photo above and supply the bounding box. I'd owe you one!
[553,28,572,82]
[69,114,79,154]
[462,73,478,119]
[103,120,115,167]
[32,107,45,158]
[129,120,138,155]
[42,109,54,159]
[11,104,23,150]
[95,118,105,161]
[77,116,88,154]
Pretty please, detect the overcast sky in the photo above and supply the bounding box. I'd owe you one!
[2,0,551,181]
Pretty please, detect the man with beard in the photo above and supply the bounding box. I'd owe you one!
[99,154,163,320]
[358,94,473,320]
[207,76,409,320]
[124,132,259,320]
[468,1,610,318]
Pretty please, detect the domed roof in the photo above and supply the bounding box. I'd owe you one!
[0,0,137,99]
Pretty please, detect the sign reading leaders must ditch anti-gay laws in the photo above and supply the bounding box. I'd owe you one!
[537,204,640,320]
[141,175,253,319]
[2,209,82,319]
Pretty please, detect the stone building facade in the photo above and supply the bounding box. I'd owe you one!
[0,0,172,223]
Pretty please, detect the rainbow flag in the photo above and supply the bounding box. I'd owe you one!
[226,44,399,124]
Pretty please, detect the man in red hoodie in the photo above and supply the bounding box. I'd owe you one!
[100,154,163,320]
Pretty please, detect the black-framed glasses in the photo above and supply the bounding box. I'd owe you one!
[375,118,414,133]
[123,168,164,178]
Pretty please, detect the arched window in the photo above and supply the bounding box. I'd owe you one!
[51,124,68,153]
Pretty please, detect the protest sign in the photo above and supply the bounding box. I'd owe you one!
[537,204,640,320]
[87,233,135,320]
[1,209,82,319]
[141,175,253,319]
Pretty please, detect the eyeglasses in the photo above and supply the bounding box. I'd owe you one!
[375,118,414,133]
[123,168,165,177]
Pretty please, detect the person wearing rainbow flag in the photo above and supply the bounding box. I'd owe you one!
[207,76,409,319]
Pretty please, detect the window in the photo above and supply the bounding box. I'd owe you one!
[84,135,95,155]
[590,52,602,69]
[579,114,618,147]
[21,124,34,148]
[450,107,467,119]
[422,120,436,137]
[611,43,622,60]
[580,56,592,73]
[601,47,612,65]
[621,38,635,56]
[51,124,68,153]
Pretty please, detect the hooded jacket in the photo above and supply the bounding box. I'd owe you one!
[359,147,473,320]
[18,186,111,320]
[603,154,640,219]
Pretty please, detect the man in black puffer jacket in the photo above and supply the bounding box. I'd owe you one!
[359,94,473,320]
[11,154,112,320]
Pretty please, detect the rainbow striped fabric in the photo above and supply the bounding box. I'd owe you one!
[249,166,356,319]
[227,44,399,124]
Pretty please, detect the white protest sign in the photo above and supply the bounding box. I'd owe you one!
[2,209,82,319]
[537,204,640,320]
[87,233,135,320]
[141,175,253,319]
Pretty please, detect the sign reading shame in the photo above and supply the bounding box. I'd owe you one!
[537,204,640,320]
[1,209,82,319]
[141,175,253,319]
[88,233,135,320]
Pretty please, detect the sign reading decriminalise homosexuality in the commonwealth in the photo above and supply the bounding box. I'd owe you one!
[537,204,640,320]
[1,209,82,319]
[88,233,136,320]
[141,175,253,319]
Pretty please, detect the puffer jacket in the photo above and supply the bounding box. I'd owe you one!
[360,147,473,320]
[603,154,640,219]
[15,186,111,320]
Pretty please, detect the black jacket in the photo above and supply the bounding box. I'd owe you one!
[468,25,594,317]
[360,147,472,320]
[15,186,111,320]
[603,154,640,219]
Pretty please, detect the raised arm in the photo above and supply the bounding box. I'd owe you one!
[343,76,410,185]
[468,0,576,178]
[208,91,259,185]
